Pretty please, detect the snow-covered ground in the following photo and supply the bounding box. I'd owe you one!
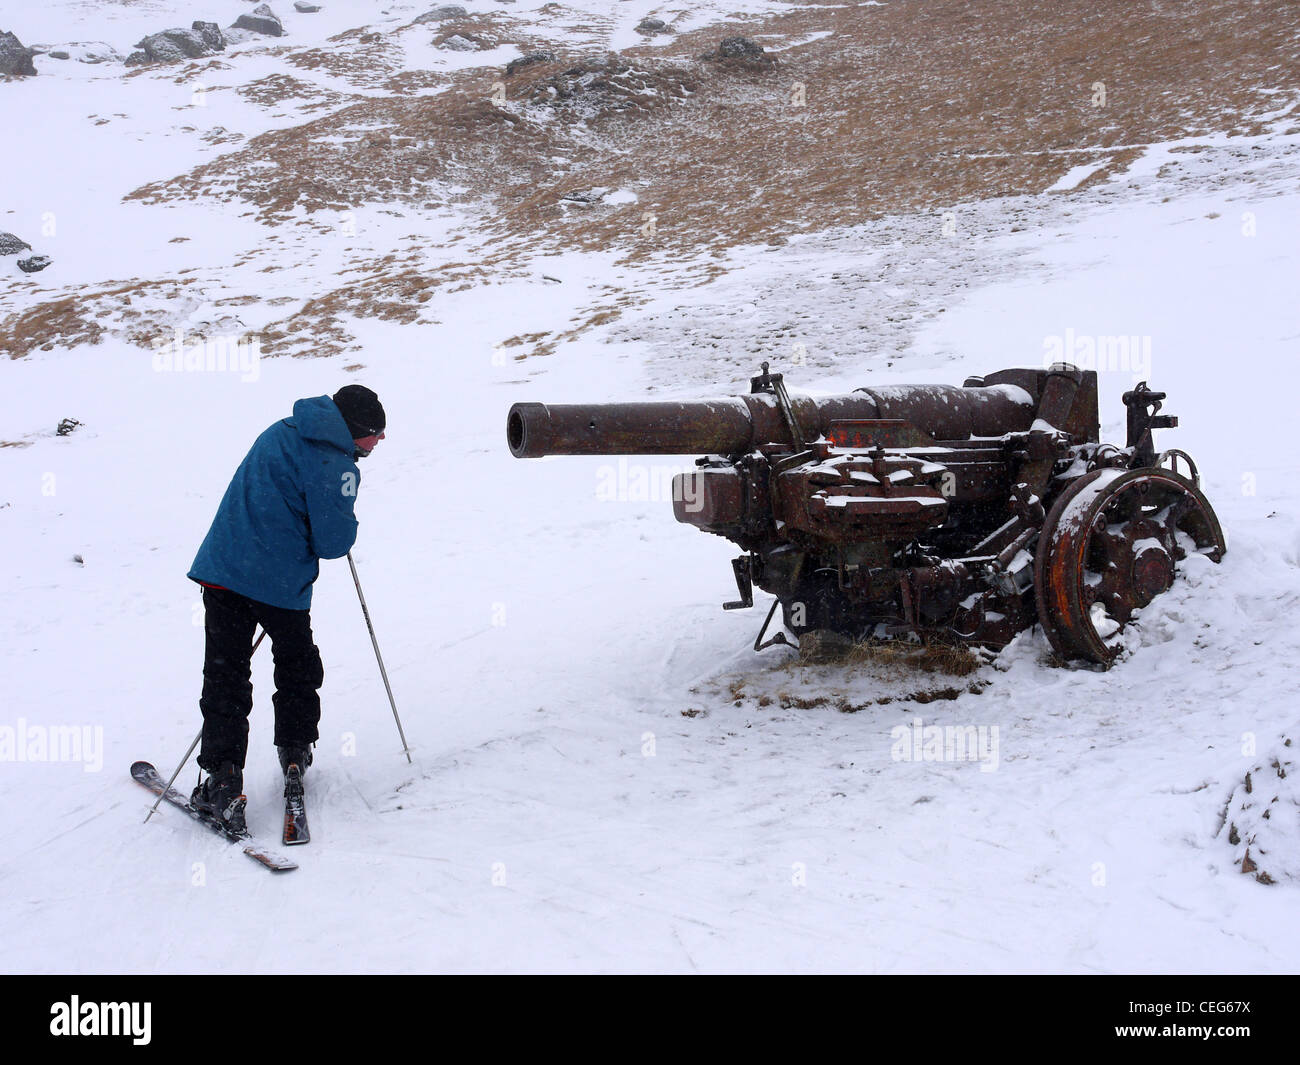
[2,0,1299,973]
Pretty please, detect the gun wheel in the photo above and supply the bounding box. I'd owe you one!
[1034,467,1226,665]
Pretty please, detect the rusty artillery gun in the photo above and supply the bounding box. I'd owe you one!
[507,364,1225,665]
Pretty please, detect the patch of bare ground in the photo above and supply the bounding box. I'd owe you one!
[127,0,1300,247]
[286,25,407,88]
[125,56,236,82]
[257,258,504,358]
[14,0,1296,362]
[798,637,985,677]
[584,0,1300,252]
[2,294,105,359]
[125,47,700,225]
[708,637,990,716]
[238,73,356,113]
[0,280,200,359]
[126,90,508,219]
[285,14,563,92]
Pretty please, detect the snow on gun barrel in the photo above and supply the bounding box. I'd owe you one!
[506,364,1225,666]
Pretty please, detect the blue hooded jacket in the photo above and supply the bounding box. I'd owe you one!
[189,396,361,610]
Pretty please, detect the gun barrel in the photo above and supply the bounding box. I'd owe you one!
[507,398,761,457]
[508,381,1043,458]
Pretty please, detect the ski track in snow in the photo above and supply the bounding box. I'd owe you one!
[2,0,1300,973]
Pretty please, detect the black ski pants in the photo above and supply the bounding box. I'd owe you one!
[197,586,323,771]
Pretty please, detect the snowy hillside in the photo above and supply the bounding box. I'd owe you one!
[2,0,1299,973]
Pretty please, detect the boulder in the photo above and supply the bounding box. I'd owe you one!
[162,29,211,58]
[17,255,52,273]
[191,21,225,51]
[124,50,150,67]
[505,51,555,76]
[49,50,70,60]
[0,30,37,76]
[0,232,31,255]
[715,36,764,59]
[294,1,322,10]
[702,36,773,65]
[415,5,467,22]
[134,30,201,63]
[232,4,285,37]
[439,35,476,51]
[634,18,670,36]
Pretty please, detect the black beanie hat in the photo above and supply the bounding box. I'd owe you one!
[333,385,386,438]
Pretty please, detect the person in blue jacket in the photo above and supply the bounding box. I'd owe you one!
[187,385,386,830]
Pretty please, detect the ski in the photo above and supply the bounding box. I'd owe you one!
[131,760,298,873]
[282,763,310,845]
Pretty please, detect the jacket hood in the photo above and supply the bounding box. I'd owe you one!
[290,396,356,455]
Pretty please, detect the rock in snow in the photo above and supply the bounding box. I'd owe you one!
[17,255,52,273]
[131,23,225,64]
[415,5,467,22]
[0,232,31,255]
[635,18,671,36]
[294,2,322,11]
[232,5,285,37]
[505,52,555,76]
[703,36,772,64]
[134,33,188,63]
[191,21,225,52]
[0,30,38,76]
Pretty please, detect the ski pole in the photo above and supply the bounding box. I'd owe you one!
[143,628,267,824]
[347,551,412,763]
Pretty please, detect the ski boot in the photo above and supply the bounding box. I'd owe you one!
[278,745,311,843]
[192,762,248,836]
[278,745,311,813]
[277,744,313,778]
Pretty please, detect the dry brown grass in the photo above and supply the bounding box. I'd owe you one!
[237,73,355,113]
[256,257,502,358]
[285,26,407,87]
[844,639,983,677]
[795,632,984,675]
[1,293,106,358]
[769,684,967,713]
[712,631,991,715]
[10,0,1298,361]
[127,0,1299,249]
[0,279,195,359]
